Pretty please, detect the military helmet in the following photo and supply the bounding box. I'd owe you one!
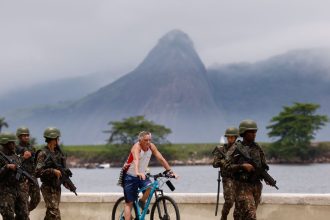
[0,132,17,145]
[224,127,239,137]
[16,126,30,137]
[43,127,61,139]
[239,119,258,137]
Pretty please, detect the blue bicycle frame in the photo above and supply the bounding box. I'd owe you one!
[133,177,161,220]
[114,172,176,220]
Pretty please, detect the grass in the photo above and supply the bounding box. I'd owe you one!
[57,141,330,165]
[60,143,217,165]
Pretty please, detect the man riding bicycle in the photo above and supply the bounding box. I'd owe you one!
[121,131,177,220]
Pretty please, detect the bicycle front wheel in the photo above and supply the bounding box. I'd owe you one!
[150,195,180,220]
[112,196,138,220]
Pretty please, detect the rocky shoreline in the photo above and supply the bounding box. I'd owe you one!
[66,157,215,168]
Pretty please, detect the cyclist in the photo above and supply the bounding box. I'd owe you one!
[122,131,177,220]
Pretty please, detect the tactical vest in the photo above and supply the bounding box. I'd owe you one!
[232,141,265,183]
[212,144,233,178]
[16,143,37,175]
[218,144,234,178]
[39,146,65,187]
[0,153,23,187]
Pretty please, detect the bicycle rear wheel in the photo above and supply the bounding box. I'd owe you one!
[150,195,180,220]
[112,196,138,220]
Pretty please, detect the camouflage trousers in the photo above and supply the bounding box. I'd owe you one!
[41,184,61,220]
[0,182,30,220]
[233,180,262,220]
[28,181,41,211]
[220,177,235,220]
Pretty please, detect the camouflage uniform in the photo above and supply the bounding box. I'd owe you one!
[16,143,41,211]
[225,140,267,220]
[35,146,65,220]
[213,144,236,220]
[0,147,30,220]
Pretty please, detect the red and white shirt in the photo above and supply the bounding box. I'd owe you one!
[125,147,152,177]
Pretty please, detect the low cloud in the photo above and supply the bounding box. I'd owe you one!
[1,0,330,94]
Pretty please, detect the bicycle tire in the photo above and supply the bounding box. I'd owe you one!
[112,196,138,220]
[150,195,180,220]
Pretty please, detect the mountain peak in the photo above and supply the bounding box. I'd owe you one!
[158,29,194,48]
[136,29,205,73]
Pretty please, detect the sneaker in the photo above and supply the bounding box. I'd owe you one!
[138,200,150,214]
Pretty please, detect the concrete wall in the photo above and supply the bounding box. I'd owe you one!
[2,193,330,220]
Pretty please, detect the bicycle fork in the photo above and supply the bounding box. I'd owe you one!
[154,189,170,219]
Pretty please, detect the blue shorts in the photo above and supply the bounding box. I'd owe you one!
[123,174,151,203]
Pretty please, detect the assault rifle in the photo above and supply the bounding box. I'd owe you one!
[0,151,38,185]
[44,152,78,196]
[235,147,279,190]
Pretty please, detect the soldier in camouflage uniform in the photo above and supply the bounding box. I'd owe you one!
[35,127,65,220]
[212,127,239,220]
[224,119,269,220]
[16,127,41,211]
[0,132,30,220]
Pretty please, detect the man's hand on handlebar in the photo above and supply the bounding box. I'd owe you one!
[163,170,179,179]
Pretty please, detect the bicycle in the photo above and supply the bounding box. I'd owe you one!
[112,172,180,220]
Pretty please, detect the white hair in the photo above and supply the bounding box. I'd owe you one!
[138,131,151,140]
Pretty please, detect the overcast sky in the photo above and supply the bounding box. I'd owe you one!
[1,0,330,94]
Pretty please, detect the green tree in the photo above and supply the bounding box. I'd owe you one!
[267,102,328,160]
[104,116,172,145]
[0,117,9,133]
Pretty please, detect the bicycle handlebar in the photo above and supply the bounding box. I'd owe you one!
[146,172,175,180]
[146,172,176,191]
